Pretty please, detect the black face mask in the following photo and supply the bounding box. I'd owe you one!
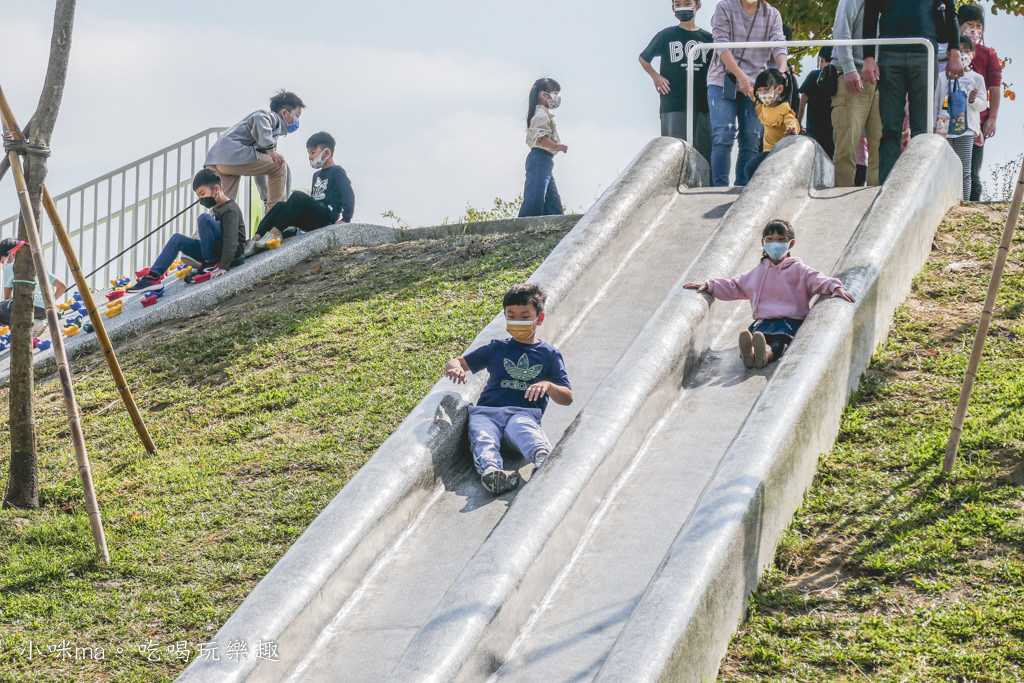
[675,8,695,22]
[198,196,217,209]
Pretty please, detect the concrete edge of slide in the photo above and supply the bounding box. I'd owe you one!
[387,137,827,681]
[176,137,696,683]
[0,215,578,387]
[594,134,963,683]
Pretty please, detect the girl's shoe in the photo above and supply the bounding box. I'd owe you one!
[738,330,755,368]
[752,332,771,369]
[243,240,259,258]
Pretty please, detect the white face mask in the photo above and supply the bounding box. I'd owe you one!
[960,53,974,71]
[309,149,330,169]
[546,92,561,109]
[758,93,777,105]
[963,26,983,44]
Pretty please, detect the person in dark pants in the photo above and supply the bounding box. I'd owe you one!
[518,78,567,218]
[861,0,963,183]
[639,0,713,162]
[798,47,836,158]
[128,169,246,293]
[247,131,355,254]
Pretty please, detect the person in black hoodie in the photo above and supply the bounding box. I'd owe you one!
[246,131,355,255]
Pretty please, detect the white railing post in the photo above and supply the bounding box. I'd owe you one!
[686,38,936,154]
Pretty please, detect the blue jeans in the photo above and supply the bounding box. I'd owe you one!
[707,84,763,187]
[150,213,223,275]
[518,148,563,218]
[468,405,551,474]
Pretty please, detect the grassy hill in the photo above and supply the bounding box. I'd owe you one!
[722,203,1024,682]
[0,225,569,682]
[0,204,1021,682]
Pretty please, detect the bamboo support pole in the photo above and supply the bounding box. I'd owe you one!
[943,161,1024,473]
[5,145,110,566]
[0,85,156,455]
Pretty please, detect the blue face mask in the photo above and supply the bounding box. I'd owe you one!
[763,240,791,261]
[286,118,300,134]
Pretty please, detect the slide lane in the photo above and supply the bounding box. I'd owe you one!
[490,185,879,682]
[286,183,738,682]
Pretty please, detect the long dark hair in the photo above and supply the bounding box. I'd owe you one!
[527,77,561,127]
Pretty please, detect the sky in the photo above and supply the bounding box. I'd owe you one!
[1,1,1021,231]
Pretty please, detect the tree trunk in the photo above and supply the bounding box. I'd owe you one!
[3,0,76,510]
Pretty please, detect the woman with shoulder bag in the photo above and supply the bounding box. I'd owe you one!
[706,0,789,186]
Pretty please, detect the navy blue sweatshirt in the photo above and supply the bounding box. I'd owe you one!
[311,165,355,223]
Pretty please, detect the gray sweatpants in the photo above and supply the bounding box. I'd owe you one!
[468,405,551,474]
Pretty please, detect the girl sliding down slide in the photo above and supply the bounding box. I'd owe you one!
[685,218,855,368]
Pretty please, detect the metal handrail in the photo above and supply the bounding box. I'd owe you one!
[0,127,260,290]
[685,38,936,152]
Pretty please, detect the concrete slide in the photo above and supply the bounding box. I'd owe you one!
[178,134,961,682]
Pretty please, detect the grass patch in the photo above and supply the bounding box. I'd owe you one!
[0,226,568,682]
[721,204,1024,682]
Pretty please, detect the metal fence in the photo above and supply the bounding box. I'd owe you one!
[686,38,937,144]
[0,127,261,291]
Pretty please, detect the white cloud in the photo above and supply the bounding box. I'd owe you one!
[2,12,651,229]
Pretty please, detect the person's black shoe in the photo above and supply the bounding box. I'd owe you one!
[198,260,220,274]
[281,226,302,239]
[126,274,164,294]
[481,467,519,495]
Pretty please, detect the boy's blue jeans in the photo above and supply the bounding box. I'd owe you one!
[518,148,564,218]
[150,213,223,276]
[468,405,551,474]
[707,84,763,187]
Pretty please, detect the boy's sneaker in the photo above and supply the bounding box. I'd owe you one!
[752,332,770,369]
[179,254,201,269]
[198,261,220,274]
[481,466,519,495]
[126,274,164,294]
[281,226,301,239]
[738,330,755,369]
[256,231,278,248]
[533,449,551,469]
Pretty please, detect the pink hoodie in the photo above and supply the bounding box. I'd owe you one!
[706,256,843,320]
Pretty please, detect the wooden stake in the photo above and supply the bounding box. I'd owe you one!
[0,85,156,454]
[943,163,1024,473]
[4,136,110,566]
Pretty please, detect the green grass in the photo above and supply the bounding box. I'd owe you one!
[721,204,1024,682]
[0,227,568,682]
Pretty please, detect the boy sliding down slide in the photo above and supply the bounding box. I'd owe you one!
[445,283,573,495]
[128,169,247,294]
[246,131,355,256]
